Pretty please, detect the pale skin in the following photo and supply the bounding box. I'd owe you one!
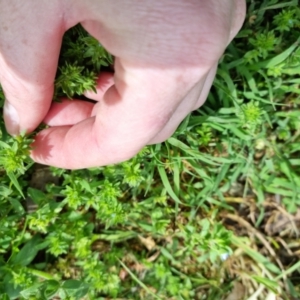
[0,0,246,169]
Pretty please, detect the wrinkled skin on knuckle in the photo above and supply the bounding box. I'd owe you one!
[75,0,244,68]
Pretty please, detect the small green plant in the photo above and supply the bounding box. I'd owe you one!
[237,100,264,133]
[246,30,278,62]
[54,63,97,99]
[0,134,32,175]
[0,133,33,196]
[273,7,300,32]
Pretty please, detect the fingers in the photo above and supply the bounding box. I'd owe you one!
[31,59,204,169]
[0,1,66,134]
[43,99,94,126]
[3,0,246,169]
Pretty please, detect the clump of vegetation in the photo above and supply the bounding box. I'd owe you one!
[0,1,300,299]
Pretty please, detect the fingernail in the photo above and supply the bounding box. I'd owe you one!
[4,100,20,135]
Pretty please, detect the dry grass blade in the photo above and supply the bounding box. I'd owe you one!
[223,213,284,271]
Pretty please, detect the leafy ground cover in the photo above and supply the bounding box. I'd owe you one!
[0,0,300,299]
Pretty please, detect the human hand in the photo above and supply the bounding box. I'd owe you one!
[0,0,246,169]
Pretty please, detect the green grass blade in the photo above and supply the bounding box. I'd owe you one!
[7,172,24,198]
[118,260,162,300]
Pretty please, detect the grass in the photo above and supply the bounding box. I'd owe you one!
[0,0,300,299]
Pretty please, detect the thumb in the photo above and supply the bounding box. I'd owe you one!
[0,1,66,135]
